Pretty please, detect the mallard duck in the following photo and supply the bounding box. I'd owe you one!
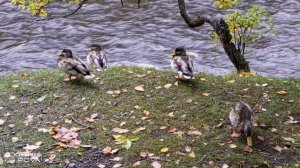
[170,47,198,80]
[57,49,95,81]
[87,44,108,71]
[229,101,254,146]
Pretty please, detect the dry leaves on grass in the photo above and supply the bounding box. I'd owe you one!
[51,126,81,148]
[202,92,210,97]
[106,90,122,97]
[135,85,145,92]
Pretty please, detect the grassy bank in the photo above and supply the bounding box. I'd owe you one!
[0,66,299,168]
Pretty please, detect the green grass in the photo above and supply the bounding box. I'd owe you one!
[0,66,299,168]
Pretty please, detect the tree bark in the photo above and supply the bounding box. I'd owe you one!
[177,0,250,72]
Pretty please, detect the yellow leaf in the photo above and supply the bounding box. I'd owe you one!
[164,83,172,89]
[188,151,195,158]
[135,85,145,92]
[202,92,210,97]
[277,90,287,95]
[229,143,237,148]
[160,147,169,153]
[227,80,235,84]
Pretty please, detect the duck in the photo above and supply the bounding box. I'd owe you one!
[170,47,198,80]
[57,49,95,81]
[86,44,108,71]
[229,101,254,146]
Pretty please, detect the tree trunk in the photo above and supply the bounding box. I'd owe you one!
[177,0,250,72]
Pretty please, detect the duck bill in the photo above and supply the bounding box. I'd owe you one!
[247,136,252,146]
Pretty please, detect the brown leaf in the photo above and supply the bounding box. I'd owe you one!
[168,126,177,133]
[257,136,265,141]
[187,130,202,136]
[243,146,253,153]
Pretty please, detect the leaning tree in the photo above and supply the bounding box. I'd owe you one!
[11,0,275,72]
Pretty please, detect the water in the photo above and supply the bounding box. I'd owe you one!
[1,0,300,77]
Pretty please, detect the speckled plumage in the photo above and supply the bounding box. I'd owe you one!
[170,47,198,80]
[58,49,95,80]
[229,101,253,132]
[87,44,108,71]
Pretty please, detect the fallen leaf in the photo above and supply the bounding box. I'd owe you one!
[0,119,5,126]
[160,147,169,153]
[274,145,283,152]
[135,85,145,92]
[119,121,126,127]
[168,126,177,133]
[37,95,47,102]
[200,78,207,81]
[271,128,277,132]
[229,144,237,149]
[188,151,195,158]
[112,127,129,134]
[113,135,139,149]
[277,90,287,95]
[164,84,172,89]
[187,130,202,136]
[174,130,184,138]
[202,92,210,97]
[257,136,265,141]
[112,163,122,168]
[168,112,175,117]
[133,161,141,167]
[243,146,253,153]
[97,164,106,168]
[132,127,146,134]
[102,146,113,155]
[185,146,192,153]
[110,157,122,161]
[9,95,16,100]
[227,80,235,84]
[222,164,230,168]
[262,83,268,87]
[52,126,81,148]
[160,126,167,130]
[12,137,19,143]
[23,144,41,151]
[140,151,148,158]
[151,161,161,168]
[283,137,295,144]
[24,115,33,126]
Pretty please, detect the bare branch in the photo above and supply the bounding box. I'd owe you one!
[36,0,88,22]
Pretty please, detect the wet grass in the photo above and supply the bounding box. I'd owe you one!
[0,66,299,168]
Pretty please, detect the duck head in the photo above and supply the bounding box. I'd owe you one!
[171,47,187,57]
[89,44,102,52]
[58,49,73,58]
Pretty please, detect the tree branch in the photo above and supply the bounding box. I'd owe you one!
[36,0,88,22]
[177,0,250,72]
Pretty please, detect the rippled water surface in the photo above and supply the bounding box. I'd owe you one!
[1,0,300,77]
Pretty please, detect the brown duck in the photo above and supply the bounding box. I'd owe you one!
[229,101,254,146]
